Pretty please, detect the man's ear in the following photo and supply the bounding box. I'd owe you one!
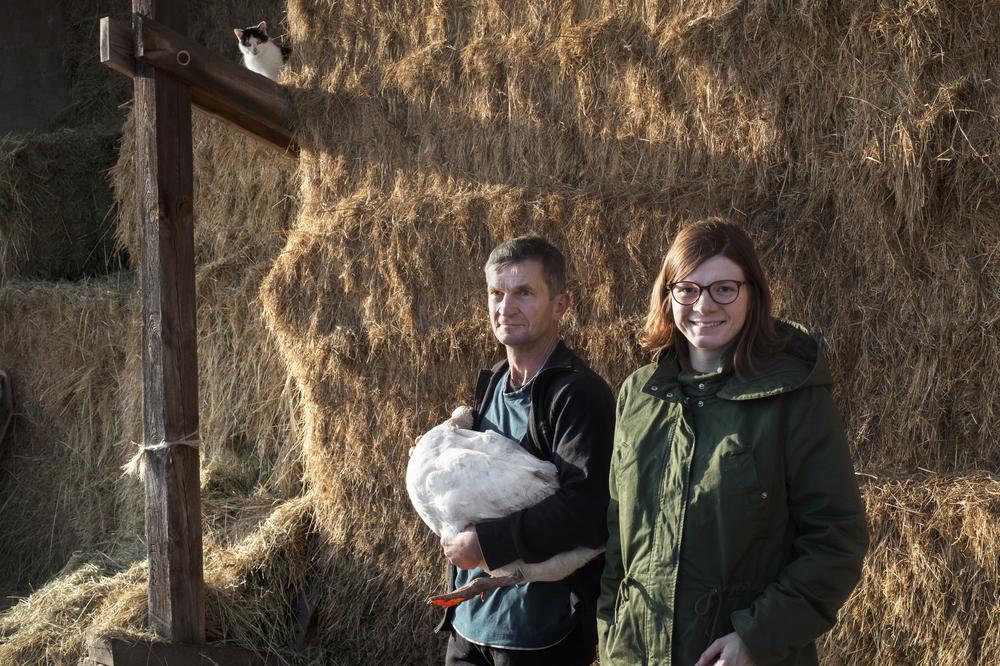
[553,292,571,321]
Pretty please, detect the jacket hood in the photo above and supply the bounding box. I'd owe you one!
[647,320,832,402]
[718,320,832,400]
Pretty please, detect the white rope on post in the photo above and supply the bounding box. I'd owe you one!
[123,433,200,479]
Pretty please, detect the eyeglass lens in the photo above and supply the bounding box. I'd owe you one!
[670,280,741,305]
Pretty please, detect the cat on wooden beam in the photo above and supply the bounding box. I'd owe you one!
[233,21,291,81]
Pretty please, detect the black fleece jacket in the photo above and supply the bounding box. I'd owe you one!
[437,341,615,633]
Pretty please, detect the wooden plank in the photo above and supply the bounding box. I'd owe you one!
[132,0,204,644]
[99,16,296,154]
[83,634,282,666]
[99,17,135,78]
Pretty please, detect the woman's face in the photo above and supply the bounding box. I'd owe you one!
[670,254,750,371]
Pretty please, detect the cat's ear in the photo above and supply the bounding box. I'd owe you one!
[256,21,267,33]
[233,28,243,39]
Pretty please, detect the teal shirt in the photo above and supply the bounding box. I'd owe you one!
[452,371,576,649]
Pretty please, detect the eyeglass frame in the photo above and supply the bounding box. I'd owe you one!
[666,280,749,306]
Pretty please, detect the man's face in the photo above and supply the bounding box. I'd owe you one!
[486,259,568,351]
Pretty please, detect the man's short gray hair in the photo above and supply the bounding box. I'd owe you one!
[484,235,567,295]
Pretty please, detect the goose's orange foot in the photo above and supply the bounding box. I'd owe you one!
[427,574,525,607]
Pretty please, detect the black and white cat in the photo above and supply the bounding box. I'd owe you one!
[233,21,291,81]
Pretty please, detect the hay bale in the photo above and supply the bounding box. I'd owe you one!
[0,107,302,594]
[0,127,124,281]
[6,0,1000,663]
[259,0,1000,660]
[824,474,1000,664]
[0,496,318,665]
[111,109,303,498]
[275,0,1000,472]
[0,276,140,593]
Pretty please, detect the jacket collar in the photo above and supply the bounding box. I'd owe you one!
[641,319,830,403]
[487,339,575,377]
[474,341,576,424]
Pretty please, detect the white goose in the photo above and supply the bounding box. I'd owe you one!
[406,406,604,607]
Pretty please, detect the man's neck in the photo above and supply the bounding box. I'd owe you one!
[505,335,560,389]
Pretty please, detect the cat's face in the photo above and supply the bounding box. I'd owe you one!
[233,21,270,56]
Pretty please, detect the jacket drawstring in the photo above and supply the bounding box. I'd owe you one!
[614,574,635,624]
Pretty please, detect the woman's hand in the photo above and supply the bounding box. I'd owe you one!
[694,632,756,666]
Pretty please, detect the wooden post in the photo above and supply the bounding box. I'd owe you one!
[133,0,204,643]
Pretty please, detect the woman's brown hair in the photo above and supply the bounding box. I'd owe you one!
[642,217,785,376]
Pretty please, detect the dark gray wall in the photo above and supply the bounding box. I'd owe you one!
[0,0,69,133]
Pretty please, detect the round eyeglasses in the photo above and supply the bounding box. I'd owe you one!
[667,280,747,306]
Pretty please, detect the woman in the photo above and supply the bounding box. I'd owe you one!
[598,219,868,665]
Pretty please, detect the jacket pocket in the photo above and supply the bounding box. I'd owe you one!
[611,438,641,506]
[612,437,639,475]
[688,435,769,537]
[601,577,649,666]
[720,437,769,533]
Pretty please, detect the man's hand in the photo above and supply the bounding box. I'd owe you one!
[694,632,756,666]
[441,527,484,570]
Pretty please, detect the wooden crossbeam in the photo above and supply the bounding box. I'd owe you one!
[101,15,297,154]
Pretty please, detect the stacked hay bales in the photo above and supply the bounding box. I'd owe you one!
[1,1,306,661]
[258,0,999,662]
[0,0,132,281]
[0,276,138,590]
[2,0,999,664]
[0,119,305,663]
[0,128,124,281]
[1,1,134,584]
[0,0,300,587]
[111,111,303,500]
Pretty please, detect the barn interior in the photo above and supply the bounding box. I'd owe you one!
[0,0,998,663]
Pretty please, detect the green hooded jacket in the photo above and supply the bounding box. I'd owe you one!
[598,321,868,665]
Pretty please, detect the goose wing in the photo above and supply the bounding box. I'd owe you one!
[406,425,560,539]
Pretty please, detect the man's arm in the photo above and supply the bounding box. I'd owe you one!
[474,371,615,569]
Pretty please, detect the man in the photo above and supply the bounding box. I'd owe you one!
[435,235,615,666]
